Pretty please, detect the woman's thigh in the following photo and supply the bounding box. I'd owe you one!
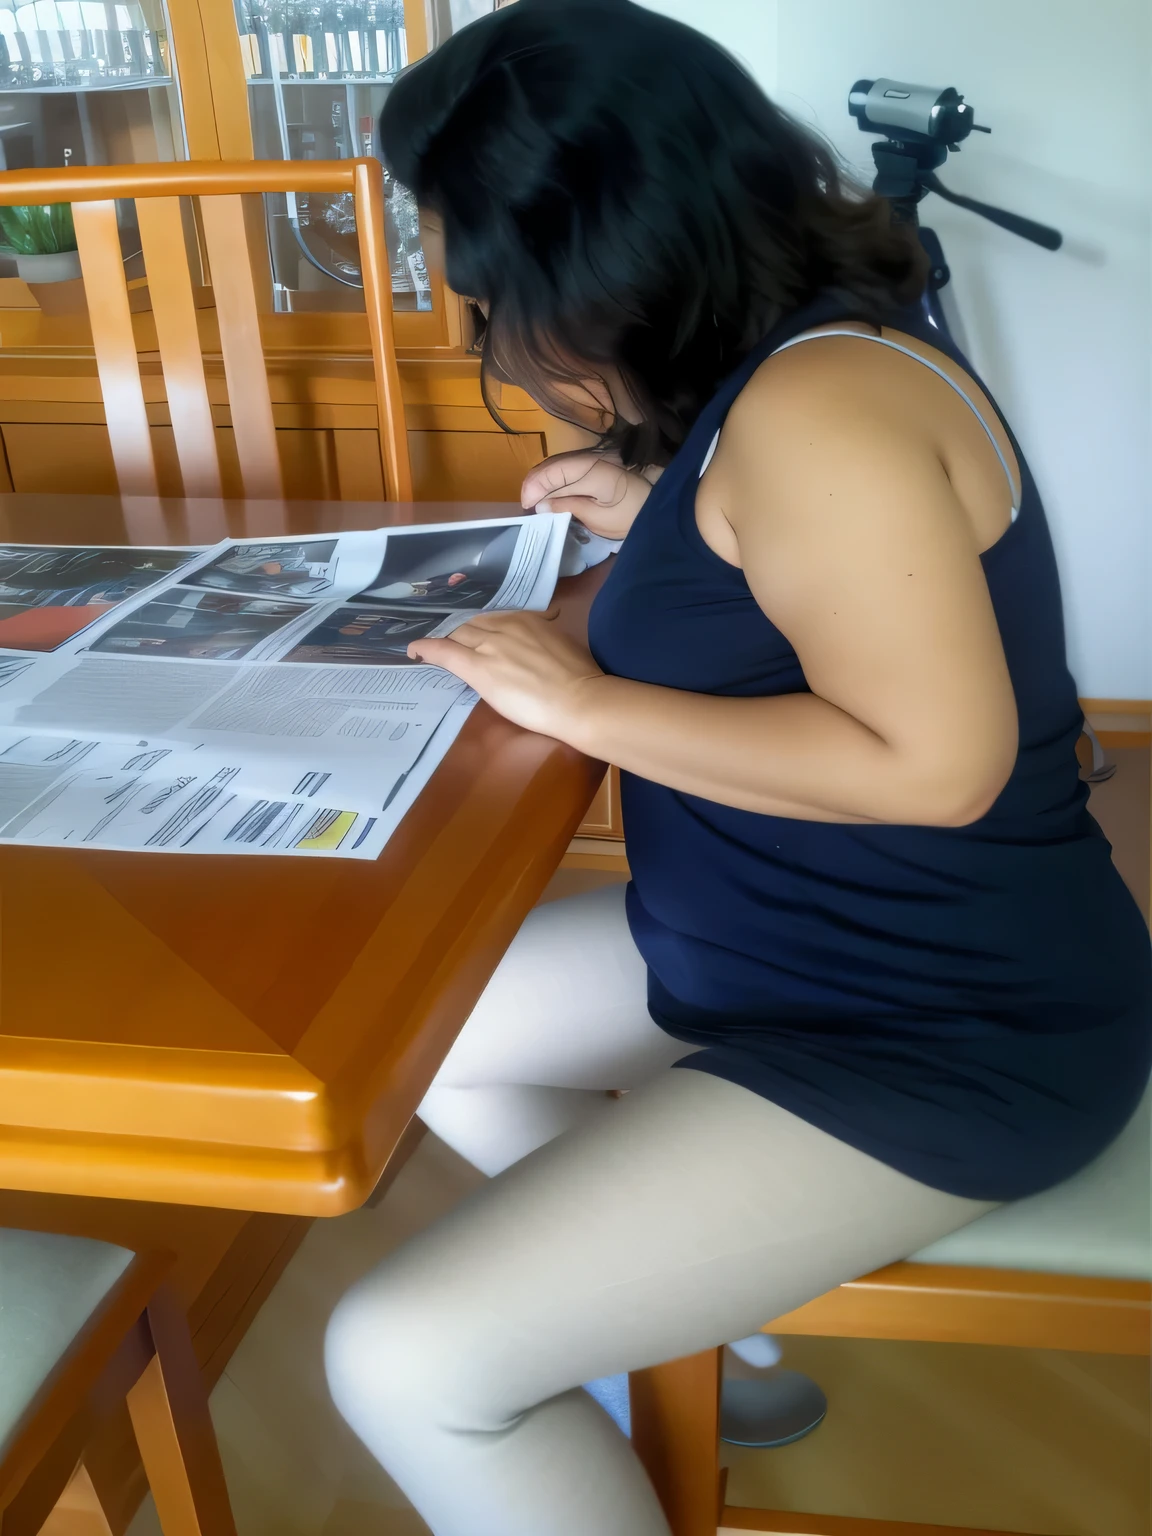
[329,1067,993,1426]
[432,881,694,1091]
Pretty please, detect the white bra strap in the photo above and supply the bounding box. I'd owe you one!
[771,328,1021,514]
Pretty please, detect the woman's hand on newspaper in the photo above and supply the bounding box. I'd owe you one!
[520,451,657,540]
[408,611,604,742]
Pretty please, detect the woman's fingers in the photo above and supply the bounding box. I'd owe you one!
[409,610,561,670]
[407,604,603,742]
[407,614,523,661]
[521,453,626,510]
[521,454,596,508]
[455,608,559,634]
[406,635,483,679]
[541,494,614,520]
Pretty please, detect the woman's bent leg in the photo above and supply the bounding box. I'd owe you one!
[327,1069,992,1536]
[418,883,692,1174]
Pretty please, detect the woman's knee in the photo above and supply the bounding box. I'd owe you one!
[324,1266,520,1436]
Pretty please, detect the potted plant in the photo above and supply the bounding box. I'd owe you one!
[0,203,85,315]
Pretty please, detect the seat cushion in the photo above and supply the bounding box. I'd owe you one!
[910,1081,1150,1279]
[0,1229,134,1457]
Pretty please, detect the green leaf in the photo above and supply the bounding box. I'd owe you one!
[0,202,77,255]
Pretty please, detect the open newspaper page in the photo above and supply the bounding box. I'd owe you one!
[0,513,570,858]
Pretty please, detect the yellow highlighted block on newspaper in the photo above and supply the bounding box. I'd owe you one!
[297,811,358,852]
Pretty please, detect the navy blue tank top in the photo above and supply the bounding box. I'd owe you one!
[588,292,1152,1201]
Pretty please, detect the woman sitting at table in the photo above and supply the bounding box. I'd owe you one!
[324,4,1152,1533]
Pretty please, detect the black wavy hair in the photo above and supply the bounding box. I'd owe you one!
[380,0,926,466]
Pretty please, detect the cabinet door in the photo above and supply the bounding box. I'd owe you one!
[577,768,623,840]
[0,0,183,162]
[0,0,193,295]
[409,429,545,501]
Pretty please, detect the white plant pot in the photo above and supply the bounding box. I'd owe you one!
[14,249,82,283]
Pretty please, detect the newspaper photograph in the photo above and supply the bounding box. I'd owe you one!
[282,608,454,667]
[0,546,201,653]
[0,512,572,858]
[89,590,312,661]
[355,523,524,609]
[182,538,344,599]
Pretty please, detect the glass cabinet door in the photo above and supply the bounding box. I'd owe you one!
[0,0,182,169]
[233,0,506,317]
[235,0,411,313]
[0,0,184,292]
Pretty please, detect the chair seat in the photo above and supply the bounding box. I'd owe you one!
[909,1082,1151,1279]
[0,1229,134,1455]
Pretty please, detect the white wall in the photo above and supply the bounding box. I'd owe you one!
[639,0,779,93]
[643,0,1151,699]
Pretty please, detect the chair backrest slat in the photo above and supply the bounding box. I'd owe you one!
[198,193,283,500]
[135,196,222,499]
[1,161,411,505]
[353,160,412,502]
[71,199,159,497]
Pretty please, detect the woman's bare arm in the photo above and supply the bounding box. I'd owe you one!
[413,346,1019,828]
[563,351,1019,825]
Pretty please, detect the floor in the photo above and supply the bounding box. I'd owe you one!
[127,746,1150,1536]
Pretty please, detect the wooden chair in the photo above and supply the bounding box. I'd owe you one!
[0,1228,236,1536]
[629,1079,1151,1536]
[0,160,412,502]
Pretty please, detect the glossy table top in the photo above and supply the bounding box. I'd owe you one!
[0,496,607,1216]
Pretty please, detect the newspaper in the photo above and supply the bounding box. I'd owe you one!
[0,513,571,859]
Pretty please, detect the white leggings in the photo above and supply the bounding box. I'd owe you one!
[325,884,992,1536]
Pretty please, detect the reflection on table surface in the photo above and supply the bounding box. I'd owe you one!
[0,494,520,547]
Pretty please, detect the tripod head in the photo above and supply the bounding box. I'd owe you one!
[849,78,1062,251]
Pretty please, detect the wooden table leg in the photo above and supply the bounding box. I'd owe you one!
[630,1348,723,1536]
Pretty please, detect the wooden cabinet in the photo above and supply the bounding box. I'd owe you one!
[579,766,622,839]
[0,0,594,505]
[0,0,554,493]
[0,341,563,503]
[565,768,627,866]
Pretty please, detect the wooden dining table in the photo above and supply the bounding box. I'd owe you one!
[0,491,609,1529]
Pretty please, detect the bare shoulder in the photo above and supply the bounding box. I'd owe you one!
[708,320,1019,555]
[728,319,1017,465]
[729,325,930,433]
[694,327,928,562]
[709,328,931,494]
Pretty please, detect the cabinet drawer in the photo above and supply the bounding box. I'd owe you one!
[408,429,545,501]
[0,421,549,504]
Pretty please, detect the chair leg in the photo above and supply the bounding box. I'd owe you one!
[35,1465,115,1536]
[630,1347,723,1536]
[125,1288,237,1536]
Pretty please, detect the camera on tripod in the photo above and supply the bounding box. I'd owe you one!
[847,78,1063,335]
